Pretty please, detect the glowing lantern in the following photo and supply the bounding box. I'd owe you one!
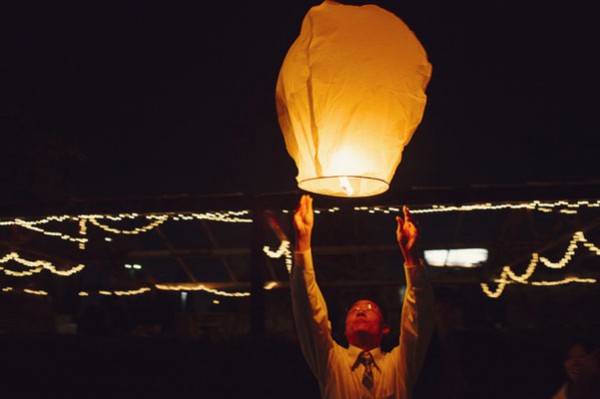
[276,0,432,197]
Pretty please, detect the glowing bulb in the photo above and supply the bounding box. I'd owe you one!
[339,176,354,196]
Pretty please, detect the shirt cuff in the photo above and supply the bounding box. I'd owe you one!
[404,262,428,287]
[293,249,313,272]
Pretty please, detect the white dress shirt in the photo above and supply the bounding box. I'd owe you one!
[290,249,435,399]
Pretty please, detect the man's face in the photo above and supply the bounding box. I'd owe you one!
[344,300,389,346]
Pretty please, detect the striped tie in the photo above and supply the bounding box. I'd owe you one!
[359,351,374,389]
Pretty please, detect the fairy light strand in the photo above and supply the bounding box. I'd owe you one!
[0,199,596,252]
[480,231,599,298]
[155,283,251,297]
[0,199,597,299]
[0,252,85,276]
[263,240,292,273]
[352,199,600,215]
[86,215,169,235]
[0,211,253,251]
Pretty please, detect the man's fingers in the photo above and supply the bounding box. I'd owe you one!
[402,206,412,226]
[299,195,308,212]
[403,205,413,221]
[296,195,306,210]
[396,215,403,229]
[402,205,419,229]
[296,194,313,221]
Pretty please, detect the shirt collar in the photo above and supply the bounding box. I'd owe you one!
[348,344,382,371]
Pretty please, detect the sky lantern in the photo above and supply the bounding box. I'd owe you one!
[276,0,432,197]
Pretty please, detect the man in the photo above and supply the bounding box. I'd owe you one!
[291,194,435,399]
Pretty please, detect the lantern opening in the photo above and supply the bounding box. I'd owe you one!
[298,175,389,198]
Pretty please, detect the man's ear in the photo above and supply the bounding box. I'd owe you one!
[382,324,391,335]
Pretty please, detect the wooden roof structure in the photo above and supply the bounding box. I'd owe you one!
[1,181,599,337]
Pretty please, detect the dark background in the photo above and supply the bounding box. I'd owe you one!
[1,0,598,203]
[1,1,599,398]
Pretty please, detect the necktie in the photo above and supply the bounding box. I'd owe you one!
[359,351,374,390]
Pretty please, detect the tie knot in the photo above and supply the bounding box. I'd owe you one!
[360,351,374,366]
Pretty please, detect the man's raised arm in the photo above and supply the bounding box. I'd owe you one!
[290,194,335,380]
[394,206,435,392]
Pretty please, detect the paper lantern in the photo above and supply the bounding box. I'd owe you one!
[275,0,432,197]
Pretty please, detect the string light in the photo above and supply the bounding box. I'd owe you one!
[0,252,85,276]
[78,219,87,249]
[23,288,48,296]
[481,231,599,298]
[5,218,88,246]
[352,199,600,215]
[4,226,596,298]
[0,211,252,251]
[1,286,48,295]
[0,199,597,300]
[155,283,251,297]
[2,287,152,297]
[1,200,595,253]
[2,287,151,297]
[85,215,169,235]
[76,288,152,296]
[2,266,43,277]
[530,277,597,286]
[86,287,153,296]
[263,240,292,273]
[0,199,596,233]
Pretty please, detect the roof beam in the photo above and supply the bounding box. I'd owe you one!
[1,181,599,218]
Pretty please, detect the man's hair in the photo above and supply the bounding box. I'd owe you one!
[563,334,599,357]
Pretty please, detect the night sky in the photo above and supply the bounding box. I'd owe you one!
[1,0,598,204]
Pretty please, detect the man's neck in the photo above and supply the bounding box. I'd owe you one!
[349,337,380,352]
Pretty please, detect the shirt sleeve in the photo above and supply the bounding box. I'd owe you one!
[290,249,336,381]
[392,262,435,392]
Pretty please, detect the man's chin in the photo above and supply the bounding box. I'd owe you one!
[350,323,372,333]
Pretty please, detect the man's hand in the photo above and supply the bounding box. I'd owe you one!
[294,194,314,252]
[396,206,419,266]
